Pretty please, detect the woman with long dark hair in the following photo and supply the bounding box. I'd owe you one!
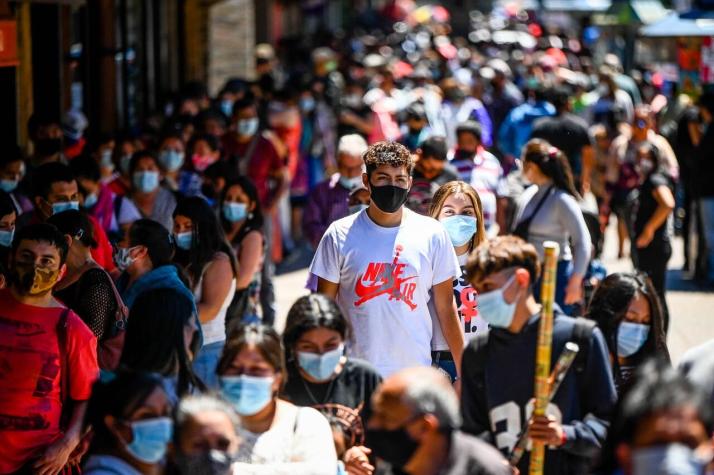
[281,294,381,475]
[172,196,237,388]
[632,142,675,321]
[120,288,204,402]
[586,271,670,393]
[83,371,174,475]
[512,138,591,313]
[220,178,265,323]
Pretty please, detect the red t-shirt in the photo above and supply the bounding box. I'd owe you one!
[221,132,286,207]
[0,289,98,472]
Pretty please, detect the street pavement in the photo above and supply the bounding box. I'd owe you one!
[273,222,714,364]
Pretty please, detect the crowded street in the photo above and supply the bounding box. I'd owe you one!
[2,0,714,474]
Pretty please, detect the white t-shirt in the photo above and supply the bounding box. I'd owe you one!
[233,404,337,475]
[430,252,488,351]
[310,208,460,377]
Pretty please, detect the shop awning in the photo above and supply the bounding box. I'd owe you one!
[641,12,714,36]
[542,0,612,12]
[594,0,668,25]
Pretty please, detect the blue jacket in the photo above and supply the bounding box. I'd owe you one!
[497,101,555,158]
[117,264,196,311]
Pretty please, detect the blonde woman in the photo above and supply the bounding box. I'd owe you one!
[428,181,487,381]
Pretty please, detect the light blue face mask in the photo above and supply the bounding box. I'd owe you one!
[237,118,259,137]
[159,150,185,172]
[339,175,363,191]
[52,201,80,215]
[617,321,650,357]
[100,150,115,171]
[174,232,193,251]
[219,375,274,416]
[442,215,478,247]
[223,202,248,223]
[133,171,160,193]
[83,192,98,209]
[0,229,14,247]
[221,99,234,118]
[122,417,173,464]
[0,179,18,193]
[297,344,344,381]
[632,443,710,475]
[477,274,518,328]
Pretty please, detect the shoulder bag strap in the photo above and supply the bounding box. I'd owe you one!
[525,185,554,223]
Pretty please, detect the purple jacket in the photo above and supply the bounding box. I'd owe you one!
[304,174,351,248]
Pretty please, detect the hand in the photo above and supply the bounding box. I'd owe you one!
[344,446,374,475]
[564,275,583,305]
[33,436,77,475]
[528,415,565,447]
[635,227,654,248]
[340,111,358,125]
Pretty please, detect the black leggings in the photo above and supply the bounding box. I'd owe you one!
[634,240,671,331]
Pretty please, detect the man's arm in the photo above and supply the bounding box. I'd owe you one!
[432,279,465,377]
[580,144,595,194]
[317,277,339,299]
[34,401,88,475]
[266,166,290,215]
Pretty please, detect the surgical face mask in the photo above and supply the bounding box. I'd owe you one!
[0,229,14,247]
[175,449,235,475]
[220,375,274,416]
[477,275,519,328]
[0,179,18,193]
[134,171,160,193]
[349,204,369,215]
[159,149,185,172]
[442,215,477,247]
[365,420,421,469]
[299,97,316,113]
[638,159,654,176]
[220,99,234,118]
[632,443,709,475]
[174,231,193,251]
[617,321,650,357]
[10,262,61,296]
[297,344,344,381]
[51,201,79,215]
[83,192,98,209]
[223,202,247,223]
[115,246,138,272]
[122,417,173,464]
[100,150,115,172]
[237,118,259,137]
[192,153,216,172]
[120,154,133,175]
[339,175,363,191]
[370,184,409,214]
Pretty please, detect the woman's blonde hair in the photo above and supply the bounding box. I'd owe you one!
[429,181,487,251]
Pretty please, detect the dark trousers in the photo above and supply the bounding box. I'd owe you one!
[634,240,671,331]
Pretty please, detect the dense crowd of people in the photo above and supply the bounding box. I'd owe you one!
[2,3,714,475]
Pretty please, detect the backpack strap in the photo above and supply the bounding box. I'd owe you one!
[102,268,128,337]
[571,317,597,374]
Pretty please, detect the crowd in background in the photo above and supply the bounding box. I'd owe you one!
[2,2,714,475]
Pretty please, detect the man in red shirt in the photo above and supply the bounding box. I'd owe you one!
[18,162,117,274]
[222,95,290,325]
[0,223,98,473]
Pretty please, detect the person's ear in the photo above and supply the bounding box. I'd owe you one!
[64,234,73,249]
[362,172,369,189]
[514,267,531,289]
[272,372,283,395]
[57,264,67,282]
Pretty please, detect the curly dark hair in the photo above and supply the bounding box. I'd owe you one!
[364,141,414,177]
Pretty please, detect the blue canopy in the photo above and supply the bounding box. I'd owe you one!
[641,11,714,36]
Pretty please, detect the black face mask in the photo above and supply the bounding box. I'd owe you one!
[370,184,409,214]
[454,149,475,161]
[34,138,63,157]
[365,425,420,469]
[174,450,234,475]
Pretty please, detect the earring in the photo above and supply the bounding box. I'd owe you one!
[248,212,254,219]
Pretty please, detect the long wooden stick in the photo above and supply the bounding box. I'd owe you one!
[510,342,579,466]
[529,241,560,475]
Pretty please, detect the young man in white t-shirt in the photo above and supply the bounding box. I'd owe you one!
[310,141,465,377]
